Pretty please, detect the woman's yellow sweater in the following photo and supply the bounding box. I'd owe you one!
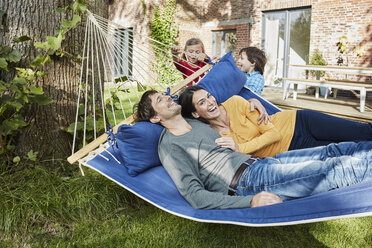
[220,95,297,157]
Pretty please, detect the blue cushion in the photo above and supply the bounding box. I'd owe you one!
[116,121,164,176]
[198,51,246,103]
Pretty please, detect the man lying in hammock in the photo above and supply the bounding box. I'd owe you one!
[135,89,372,209]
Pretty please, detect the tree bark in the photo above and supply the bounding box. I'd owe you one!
[0,0,110,160]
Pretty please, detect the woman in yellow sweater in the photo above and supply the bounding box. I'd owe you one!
[178,86,372,157]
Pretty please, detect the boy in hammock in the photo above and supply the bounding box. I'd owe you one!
[135,90,372,209]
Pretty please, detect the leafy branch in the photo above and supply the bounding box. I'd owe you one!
[336,35,366,65]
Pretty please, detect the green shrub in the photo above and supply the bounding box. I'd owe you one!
[308,49,327,78]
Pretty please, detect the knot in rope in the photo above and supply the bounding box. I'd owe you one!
[105,125,116,146]
[207,56,216,66]
[164,87,178,100]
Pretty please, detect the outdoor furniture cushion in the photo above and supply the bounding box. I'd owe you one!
[116,121,164,176]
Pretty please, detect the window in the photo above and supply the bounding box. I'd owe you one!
[113,27,133,78]
[212,30,237,59]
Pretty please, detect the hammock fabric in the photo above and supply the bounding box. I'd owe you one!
[80,89,372,226]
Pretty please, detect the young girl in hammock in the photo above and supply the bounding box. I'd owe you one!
[171,38,211,86]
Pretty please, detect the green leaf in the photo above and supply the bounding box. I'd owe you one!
[73,0,87,13]
[67,121,84,133]
[55,7,65,13]
[114,101,121,110]
[114,76,129,83]
[34,41,49,50]
[36,71,46,77]
[47,34,62,51]
[0,45,12,56]
[35,32,64,52]
[85,117,95,130]
[78,104,85,114]
[30,54,44,68]
[29,86,44,95]
[56,5,72,13]
[26,150,38,161]
[44,55,51,64]
[61,15,81,29]
[16,68,35,80]
[13,35,32,43]
[7,115,27,129]
[0,57,8,70]
[5,49,22,62]
[31,95,53,105]
[96,117,105,133]
[9,101,24,111]
[22,94,29,104]
[6,144,15,152]
[12,74,28,84]
[13,156,21,163]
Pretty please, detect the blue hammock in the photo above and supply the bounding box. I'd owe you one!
[81,88,372,226]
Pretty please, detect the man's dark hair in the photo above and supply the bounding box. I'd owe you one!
[178,85,209,123]
[134,90,158,122]
[239,47,267,75]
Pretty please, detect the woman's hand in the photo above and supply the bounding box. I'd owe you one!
[247,98,271,125]
[215,137,239,151]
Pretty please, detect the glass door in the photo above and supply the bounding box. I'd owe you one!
[262,8,311,86]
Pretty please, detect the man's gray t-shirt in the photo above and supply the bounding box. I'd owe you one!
[158,119,254,209]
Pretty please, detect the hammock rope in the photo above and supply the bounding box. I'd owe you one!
[68,10,212,163]
[92,12,206,79]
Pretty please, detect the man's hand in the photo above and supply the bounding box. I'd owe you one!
[247,98,271,125]
[250,191,282,207]
[215,137,239,151]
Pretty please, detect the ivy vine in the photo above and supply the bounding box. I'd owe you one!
[149,0,182,85]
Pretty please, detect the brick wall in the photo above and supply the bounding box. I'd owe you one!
[110,0,371,68]
[310,0,372,68]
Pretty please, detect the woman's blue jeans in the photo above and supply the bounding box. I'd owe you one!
[236,141,372,201]
[288,110,372,150]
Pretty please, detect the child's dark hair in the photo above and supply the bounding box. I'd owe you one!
[239,47,267,75]
[182,38,205,60]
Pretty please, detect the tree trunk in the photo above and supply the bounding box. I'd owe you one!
[0,0,110,160]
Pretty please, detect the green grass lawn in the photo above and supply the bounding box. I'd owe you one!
[1,162,371,248]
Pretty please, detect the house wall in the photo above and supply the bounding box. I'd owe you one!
[309,0,371,67]
[109,0,372,69]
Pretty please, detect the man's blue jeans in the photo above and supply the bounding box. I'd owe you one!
[236,141,372,201]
